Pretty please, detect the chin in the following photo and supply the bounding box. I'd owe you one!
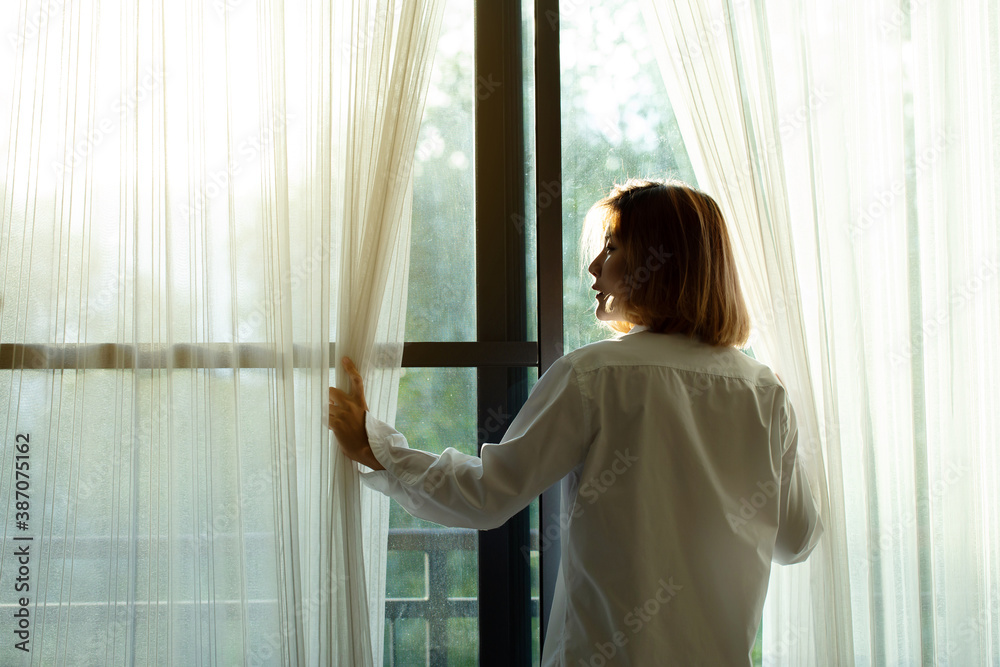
[596,300,626,322]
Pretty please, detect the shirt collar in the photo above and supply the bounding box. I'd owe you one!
[624,324,649,336]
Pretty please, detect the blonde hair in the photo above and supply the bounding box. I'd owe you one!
[583,179,751,347]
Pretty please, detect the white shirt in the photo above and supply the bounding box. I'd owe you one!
[361,326,823,666]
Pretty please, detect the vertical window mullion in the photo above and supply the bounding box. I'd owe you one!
[474,0,531,665]
[533,0,563,650]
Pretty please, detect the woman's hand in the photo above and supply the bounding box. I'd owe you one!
[328,356,385,471]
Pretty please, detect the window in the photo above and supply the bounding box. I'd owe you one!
[0,1,727,664]
[388,0,542,663]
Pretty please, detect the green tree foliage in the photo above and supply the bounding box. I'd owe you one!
[559,1,696,354]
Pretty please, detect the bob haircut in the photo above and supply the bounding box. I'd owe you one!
[584,179,751,348]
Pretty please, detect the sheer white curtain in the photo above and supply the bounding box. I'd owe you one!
[325,1,444,664]
[646,0,1000,665]
[642,0,1000,664]
[0,0,443,664]
[639,1,846,663]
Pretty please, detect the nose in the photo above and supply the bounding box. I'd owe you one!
[588,252,602,278]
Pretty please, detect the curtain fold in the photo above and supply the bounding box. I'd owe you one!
[325,1,444,664]
[0,0,444,664]
[642,0,1000,664]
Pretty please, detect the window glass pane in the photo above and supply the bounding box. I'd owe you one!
[386,367,478,666]
[385,618,428,666]
[525,366,540,665]
[559,0,697,353]
[446,618,477,665]
[406,0,476,343]
[0,368,291,664]
[529,496,541,667]
[522,0,538,343]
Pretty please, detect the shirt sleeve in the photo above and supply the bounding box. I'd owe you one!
[358,355,595,530]
[772,395,825,565]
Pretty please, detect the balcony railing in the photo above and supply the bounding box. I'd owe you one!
[386,527,540,667]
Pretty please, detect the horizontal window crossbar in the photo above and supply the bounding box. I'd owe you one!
[386,598,479,620]
[0,342,538,370]
[388,527,478,551]
[385,599,540,620]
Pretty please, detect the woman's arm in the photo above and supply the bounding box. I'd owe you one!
[772,397,824,564]
[330,355,595,529]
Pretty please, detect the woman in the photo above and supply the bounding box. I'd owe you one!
[330,179,823,665]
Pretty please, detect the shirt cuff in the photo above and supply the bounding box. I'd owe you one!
[359,412,421,490]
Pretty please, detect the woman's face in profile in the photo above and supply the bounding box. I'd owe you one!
[588,232,629,322]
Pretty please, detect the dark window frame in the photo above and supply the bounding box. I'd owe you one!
[399,1,562,663]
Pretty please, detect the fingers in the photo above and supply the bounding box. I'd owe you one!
[342,356,368,410]
[328,386,349,405]
[326,395,350,432]
[343,356,363,389]
[327,357,368,411]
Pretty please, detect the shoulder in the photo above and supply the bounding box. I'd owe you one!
[561,330,783,390]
